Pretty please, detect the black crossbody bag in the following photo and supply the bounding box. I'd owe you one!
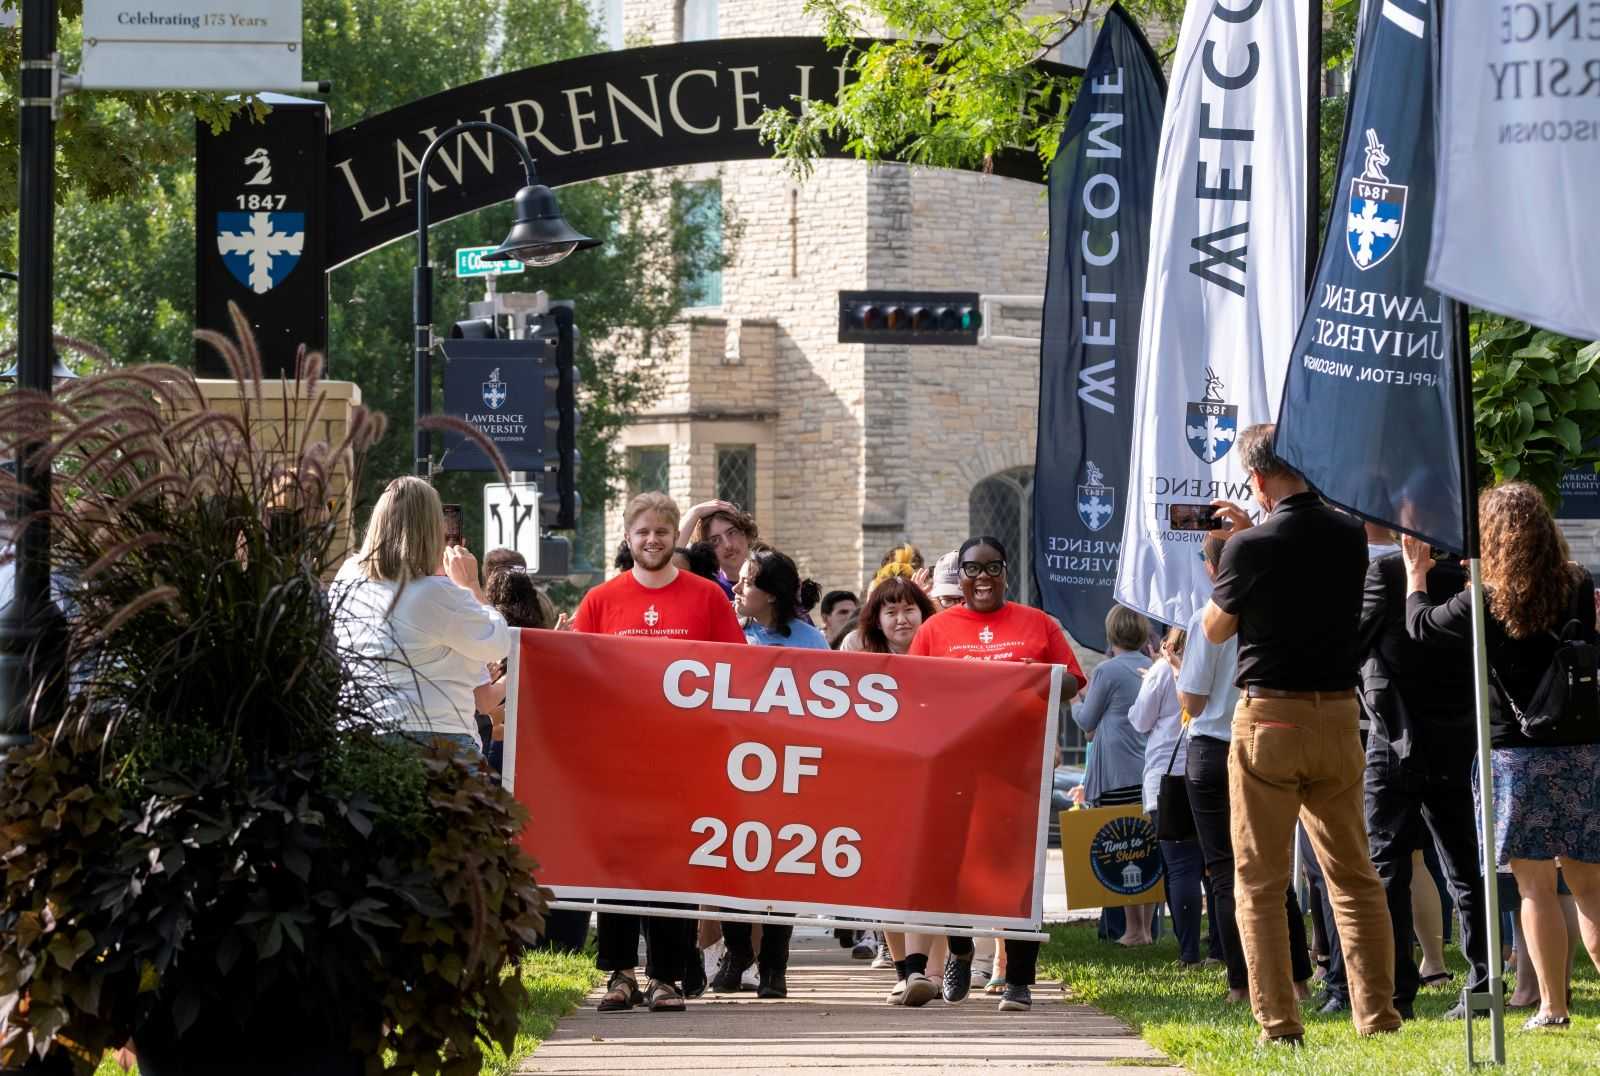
[1155,724,1195,841]
[1489,619,1600,742]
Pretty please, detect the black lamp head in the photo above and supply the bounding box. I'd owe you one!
[484,183,600,268]
[0,351,79,383]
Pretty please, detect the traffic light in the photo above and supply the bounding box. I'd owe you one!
[525,305,580,529]
[838,291,982,345]
[449,317,498,339]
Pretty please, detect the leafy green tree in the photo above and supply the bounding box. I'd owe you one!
[1,0,728,570]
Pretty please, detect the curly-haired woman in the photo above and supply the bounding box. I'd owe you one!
[1402,481,1600,1031]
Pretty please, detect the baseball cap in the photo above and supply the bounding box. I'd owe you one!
[931,550,963,599]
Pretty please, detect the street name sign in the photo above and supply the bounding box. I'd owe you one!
[456,246,525,278]
[81,1,304,91]
[483,483,542,571]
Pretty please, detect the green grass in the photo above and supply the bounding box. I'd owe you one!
[1041,921,1599,1075]
[90,946,603,1076]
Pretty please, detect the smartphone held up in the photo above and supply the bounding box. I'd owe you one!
[1168,503,1225,531]
[442,503,465,547]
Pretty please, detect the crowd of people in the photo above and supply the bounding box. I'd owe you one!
[329,422,1600,1043]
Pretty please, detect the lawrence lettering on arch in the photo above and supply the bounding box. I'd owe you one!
[326,37,1077,267]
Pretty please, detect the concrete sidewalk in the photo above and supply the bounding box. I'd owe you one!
[518,930,1184,1075]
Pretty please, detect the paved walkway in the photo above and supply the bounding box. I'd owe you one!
[519,929,1184,1075]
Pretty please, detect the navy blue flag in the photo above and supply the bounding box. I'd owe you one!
[1275,0,1465,553]
[439,338,549,472]
[1032,4,1165,652]
[1558,457,1600,521]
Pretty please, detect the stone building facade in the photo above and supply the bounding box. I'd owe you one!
[602,0,1073,601]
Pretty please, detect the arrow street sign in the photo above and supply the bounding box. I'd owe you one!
[456,246,525,278]
[483,482,541,571]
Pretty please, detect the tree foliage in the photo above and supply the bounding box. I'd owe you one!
[1,0,729,569]
[1471,317,1600,504]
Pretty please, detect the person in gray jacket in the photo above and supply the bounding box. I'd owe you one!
[1074,604,1155,941]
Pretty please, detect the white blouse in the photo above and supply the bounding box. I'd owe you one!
[332,559,509,744]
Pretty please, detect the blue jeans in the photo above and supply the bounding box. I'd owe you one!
[1161,837,1206,964]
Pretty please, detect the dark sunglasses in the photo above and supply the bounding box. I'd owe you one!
[959,560,1006,578]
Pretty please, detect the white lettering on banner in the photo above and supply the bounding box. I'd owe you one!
[690,818,862,878]
[724,742,823,794]
[1116,0,1307,627]
[662,660,900,721]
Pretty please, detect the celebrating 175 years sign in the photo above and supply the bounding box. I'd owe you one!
[505,630,1063,933]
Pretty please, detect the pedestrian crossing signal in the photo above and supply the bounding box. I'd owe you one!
[838,291,981,345]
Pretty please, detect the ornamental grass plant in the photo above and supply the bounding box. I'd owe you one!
[0,309,547,1075]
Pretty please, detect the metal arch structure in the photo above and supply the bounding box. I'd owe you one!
[324,37,1077,268]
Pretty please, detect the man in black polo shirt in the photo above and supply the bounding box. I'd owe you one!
[1201,424,1401,1045]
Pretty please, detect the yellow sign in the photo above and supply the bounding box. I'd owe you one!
[1059,805,1166,910]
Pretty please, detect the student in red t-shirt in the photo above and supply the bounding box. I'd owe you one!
[572,492,744,1015]
[904,535,1086,1013]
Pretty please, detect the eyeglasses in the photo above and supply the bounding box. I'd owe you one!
[959,561,1005,578]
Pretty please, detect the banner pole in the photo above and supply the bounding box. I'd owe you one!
[1454,295,1504,1065]
[543,901,1051,943]
[1304,0,1323,295]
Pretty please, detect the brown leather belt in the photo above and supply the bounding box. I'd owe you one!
[1245,686,1356,701]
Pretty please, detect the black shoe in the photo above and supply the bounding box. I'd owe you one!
[1317,995,1350,1016]
[998,983,1032,1011]
[756,967,788,999]
[834,928,856,949]
[682,950,707,999]
[942,951,974,1003]
[1395,1002,1415,1022]
[710,950,751,993]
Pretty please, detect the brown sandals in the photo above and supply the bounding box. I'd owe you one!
[645,979,686,1012]
[597,971,645,1012]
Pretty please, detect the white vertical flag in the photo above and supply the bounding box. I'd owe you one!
[1426,4,1600,341]
[1114,0,1309,627]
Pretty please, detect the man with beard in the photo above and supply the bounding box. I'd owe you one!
[572,492,746,1013]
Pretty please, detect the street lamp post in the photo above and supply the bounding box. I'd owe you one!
[412,121,597,476]
[0,0,67,745]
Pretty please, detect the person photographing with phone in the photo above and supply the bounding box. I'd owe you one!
[333,478,508,756]
[1197,424,1400,1045]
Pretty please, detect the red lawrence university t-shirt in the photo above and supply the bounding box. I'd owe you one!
[571,568,746,644]
[908,602,1087,693]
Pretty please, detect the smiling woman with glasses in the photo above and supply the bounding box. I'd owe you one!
[891,535,1087,1015]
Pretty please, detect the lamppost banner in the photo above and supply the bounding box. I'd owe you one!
[1114,0,1309,626]
[1427,2,1600,341]
[1275,0,1464,553]
[505,631,1062,932]
[1032,5,1165,653]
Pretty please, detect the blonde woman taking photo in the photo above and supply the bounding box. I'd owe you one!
[333,476,509,753]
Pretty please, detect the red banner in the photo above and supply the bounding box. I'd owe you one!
[505,630,1062,931]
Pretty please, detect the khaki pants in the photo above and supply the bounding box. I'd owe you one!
[1228,694,1401,1039]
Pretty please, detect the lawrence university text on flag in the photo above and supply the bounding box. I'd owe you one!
[1033,3,1165,652]
[1276,0,1464,553]
[1114,0,1308,626]
[1427,0,1600,341]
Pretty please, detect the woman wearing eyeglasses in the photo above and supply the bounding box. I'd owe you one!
[902,536,1087,1012]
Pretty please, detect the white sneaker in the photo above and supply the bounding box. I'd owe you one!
[870,943,894,970]
[902,972,938,1008]
[702,940,724,981]
[741,963,760,989]
[886,979,907,1005]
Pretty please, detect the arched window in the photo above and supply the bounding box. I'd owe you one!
[968,467,1035,605]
